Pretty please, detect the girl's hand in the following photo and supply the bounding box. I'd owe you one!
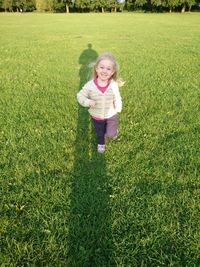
[89,100,96,107]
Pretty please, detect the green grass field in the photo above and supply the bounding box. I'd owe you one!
[0,12,200,266]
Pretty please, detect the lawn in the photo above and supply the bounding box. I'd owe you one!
[0,12,200,266]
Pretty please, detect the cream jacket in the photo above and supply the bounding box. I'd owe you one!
[77,79,122,119]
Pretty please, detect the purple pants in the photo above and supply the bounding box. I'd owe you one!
[92,115,118,145]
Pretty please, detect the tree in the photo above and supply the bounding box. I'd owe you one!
[110,0,122,12]
[0,0,4,9]
[135,0,147,8]
[162,0,179,12]
[178,0,186,11]
[16,0,36,11]
[117,0,126,11]
[126,0,134,10]
[126,0,147,10]
[91,0,120,12]
[36,0,47,11]
[95,0,108,12]
[179,0,195,11]
[2,0,13,11]
[186,0,196,10]
[75,0,91,11]
[63,0,74,12]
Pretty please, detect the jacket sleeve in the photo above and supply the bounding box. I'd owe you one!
[113,82,122,112]
[77,83,91,107]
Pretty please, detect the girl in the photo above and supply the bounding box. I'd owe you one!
[77,52,123,153]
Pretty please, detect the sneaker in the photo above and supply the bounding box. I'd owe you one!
[97,144,105,153]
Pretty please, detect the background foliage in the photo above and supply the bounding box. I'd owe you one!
[0,0,200,12]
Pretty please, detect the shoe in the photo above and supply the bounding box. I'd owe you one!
[97,144,105,153]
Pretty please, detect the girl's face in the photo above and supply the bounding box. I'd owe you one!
[95,59,114,83]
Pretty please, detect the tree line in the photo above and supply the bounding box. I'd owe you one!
[0,0,199,13]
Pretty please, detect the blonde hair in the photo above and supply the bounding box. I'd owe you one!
[91,52,124,87]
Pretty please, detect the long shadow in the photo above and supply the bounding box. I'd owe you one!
[68,45,114,266]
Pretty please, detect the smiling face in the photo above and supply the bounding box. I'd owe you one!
[95,59,114,84]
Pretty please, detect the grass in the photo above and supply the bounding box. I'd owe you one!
[0,12,200,266]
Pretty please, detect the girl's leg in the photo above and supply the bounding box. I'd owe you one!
[92,118,106,145]
[105,115,118,138]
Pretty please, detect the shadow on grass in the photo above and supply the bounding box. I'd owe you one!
[67,45,114,266]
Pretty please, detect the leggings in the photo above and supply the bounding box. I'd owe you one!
[92,114,118,145]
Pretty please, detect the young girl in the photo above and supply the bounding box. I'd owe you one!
[77,52,123,153]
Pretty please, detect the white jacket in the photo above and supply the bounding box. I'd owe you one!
[77,79,122,119]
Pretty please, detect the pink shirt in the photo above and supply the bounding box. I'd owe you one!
[92,79,110,121]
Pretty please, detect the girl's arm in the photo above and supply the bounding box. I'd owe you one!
[113,83,122,112]
[77,84,92,107]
